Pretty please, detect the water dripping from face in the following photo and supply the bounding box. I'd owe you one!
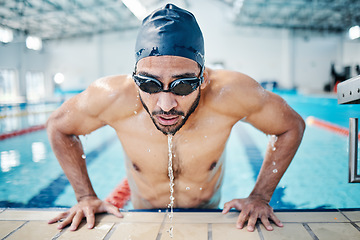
[139,90,201,135]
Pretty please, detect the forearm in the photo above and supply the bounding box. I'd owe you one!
[47,124,96,201]
[250,123,305,201]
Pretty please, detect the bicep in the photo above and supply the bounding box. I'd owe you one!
[244,91,302,136]
[47,91,106,136]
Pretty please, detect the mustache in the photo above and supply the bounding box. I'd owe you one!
[152,109,185,116]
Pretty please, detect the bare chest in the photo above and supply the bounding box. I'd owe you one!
[113,112,232,177]
[123,132,226,178]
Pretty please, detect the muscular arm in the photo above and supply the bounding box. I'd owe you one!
[46,94,104,201]
[47,77,129,230]
[246,91,305,201]
[220,71,305,231]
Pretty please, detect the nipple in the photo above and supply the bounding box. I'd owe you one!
[209,161,217,171]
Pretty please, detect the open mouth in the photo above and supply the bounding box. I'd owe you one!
[156,115,180,126]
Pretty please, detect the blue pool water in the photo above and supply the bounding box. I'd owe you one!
[1,92,360,210]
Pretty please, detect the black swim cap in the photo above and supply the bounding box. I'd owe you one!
[135,4,204,68]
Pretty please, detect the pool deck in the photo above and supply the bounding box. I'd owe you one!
[1,209,360,239]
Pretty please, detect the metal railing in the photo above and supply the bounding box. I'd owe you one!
[337,75,360,183]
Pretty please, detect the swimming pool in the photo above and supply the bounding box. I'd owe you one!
[1,91,360,210]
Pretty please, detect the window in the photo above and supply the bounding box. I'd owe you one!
[26,71,45,102]
[0,69,17,103]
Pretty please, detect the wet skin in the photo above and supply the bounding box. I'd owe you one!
[47,56,305,232]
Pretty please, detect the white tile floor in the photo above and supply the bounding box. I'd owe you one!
[0,209,359,239]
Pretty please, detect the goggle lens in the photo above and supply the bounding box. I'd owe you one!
[133,71,203,96]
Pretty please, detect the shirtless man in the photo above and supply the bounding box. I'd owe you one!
[47,4,305,232]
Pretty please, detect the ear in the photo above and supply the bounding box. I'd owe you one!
[200,67,210,90]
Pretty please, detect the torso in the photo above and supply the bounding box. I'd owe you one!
[97,69,247,209]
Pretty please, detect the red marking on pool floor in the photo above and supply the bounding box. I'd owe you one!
[105,178,131,209]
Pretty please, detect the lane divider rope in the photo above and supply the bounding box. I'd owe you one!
[0,109,54,119]
[0,124,46,140]
[306,116,360,140]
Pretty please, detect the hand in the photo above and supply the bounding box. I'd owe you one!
[222,196,283,232]
[48,196,123,231]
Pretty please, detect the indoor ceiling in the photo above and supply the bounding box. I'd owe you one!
[0,0,359,41]
[222,0,360,32]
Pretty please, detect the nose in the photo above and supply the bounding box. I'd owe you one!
[157,92,178,112]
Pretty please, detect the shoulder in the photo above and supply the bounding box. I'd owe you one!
[203,68,268,119]
[89,74,132,91]
[86,74,134,101]
[47,75,138,135]
[77,74,138,121]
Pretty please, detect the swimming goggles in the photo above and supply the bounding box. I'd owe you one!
[133,67,204,96]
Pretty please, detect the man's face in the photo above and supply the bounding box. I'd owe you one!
[135,56,202,135]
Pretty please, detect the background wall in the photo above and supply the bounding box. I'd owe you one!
[0,35,51,99]
[1,0,359,102]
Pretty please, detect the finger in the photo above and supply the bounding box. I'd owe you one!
[246,213,258,232]
[222,202,232,214]
[84,208,96,229]
[261,215,273,231]
[106,205,123,218]
[223,199,243,214]
[236,210,249,229]
[48,212,69,224]
[270,213,283,227]
[69,211,84,231]
[57,211,76,229]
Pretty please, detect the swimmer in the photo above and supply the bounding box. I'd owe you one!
[47,4,305,232]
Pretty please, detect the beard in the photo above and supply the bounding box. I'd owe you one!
[139,90,201,136]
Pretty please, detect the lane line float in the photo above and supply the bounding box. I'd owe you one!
[306,116,360,139]
[0,124,46,140]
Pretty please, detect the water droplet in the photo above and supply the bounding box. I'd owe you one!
[181,116,185,119]
[272,161,276,166]
[199,187,203,191]
[167,134,175,233]
[148,149,151,152]
[186,187,190,190]
[167,226,174,238]
[81,154,86,159]
[273,169,278,173]
[134,111,137,114]
[270,135,278,152]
